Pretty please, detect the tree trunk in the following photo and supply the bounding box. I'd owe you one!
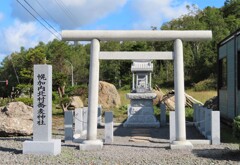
[61,103,68,112]
[58,85,69,113]
[58,87,62,98]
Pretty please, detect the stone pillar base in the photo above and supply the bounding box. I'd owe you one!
[73,130,87,139]
[79,140,103,151]
[23,139,61,155]
[170,140,193,150]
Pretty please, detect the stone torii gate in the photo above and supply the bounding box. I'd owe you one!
[61,30,212,150]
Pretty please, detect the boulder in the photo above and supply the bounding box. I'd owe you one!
[0,102,33,136]
[69,96,84,108]
[98,81,121,109]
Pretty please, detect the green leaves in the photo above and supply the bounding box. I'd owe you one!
[53,72,67,88]
[233,115,240,139]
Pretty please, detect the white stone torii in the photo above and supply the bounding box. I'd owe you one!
[62,30,212,150]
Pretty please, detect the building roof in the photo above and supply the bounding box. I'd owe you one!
[218,28,240,47]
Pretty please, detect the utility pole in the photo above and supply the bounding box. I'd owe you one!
[65,60,74,87]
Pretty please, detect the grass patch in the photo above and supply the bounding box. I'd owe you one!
[118,89,130,105]
[112,106,128,123]
[15,97,33,106]
[154,105,160,120]
[0,98,11,107]
[155,88,217,103]
[111,90,129,123]
[185,89,217,103]
[52,103,64,116]
[185,107,193,121]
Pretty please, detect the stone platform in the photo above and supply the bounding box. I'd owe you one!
[23,139,61,155]
[124,93,160,128]
[79,140,103,151]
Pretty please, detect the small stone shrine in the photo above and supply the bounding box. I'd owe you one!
[123,60,160,127]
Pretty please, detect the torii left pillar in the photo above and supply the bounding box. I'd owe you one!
[79,39,103,150]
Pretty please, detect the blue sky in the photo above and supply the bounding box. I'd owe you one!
[0,0,225,63]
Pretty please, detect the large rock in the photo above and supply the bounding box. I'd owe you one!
[98,81,121,109]
[69,96,84,108]
[0,102,33,136]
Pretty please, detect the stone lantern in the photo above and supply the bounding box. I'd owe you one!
[123,60,160,127]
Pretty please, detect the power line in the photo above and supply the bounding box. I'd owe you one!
[23,0,60,37]
[35,0,59,24]
[58,0,75,20]
[16,0,61,40]
[54,0,77,27]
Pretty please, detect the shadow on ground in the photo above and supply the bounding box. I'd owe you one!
[104,143,169,149]
[192,148,240,162]
[114,125,205,140]
[0,146,22,154]
[0,137,31,142]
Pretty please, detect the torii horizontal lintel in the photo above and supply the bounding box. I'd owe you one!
[61,30,212,42]
[99,51,173,60]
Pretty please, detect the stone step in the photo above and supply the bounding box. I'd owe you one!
[129,129,151,142]
[131,136,150,140]
[129,138,150,143]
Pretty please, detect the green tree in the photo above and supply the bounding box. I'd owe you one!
[223,0,240,18]
[46,39,72,112]
[16,42,46,98]
[99,41,121,87]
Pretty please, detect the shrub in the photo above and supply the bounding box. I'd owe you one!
[66,85,88,95]
[0,99,10,107]
[119,105,128,111]
[193,78,217,91]
[120,85,130,91]
[185,107,194,121]
[52,91,60,104]
[233,116,240,139]
[65,85,88,100]
[15,97,33,106]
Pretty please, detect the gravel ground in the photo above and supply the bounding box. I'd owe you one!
[0,119,240,165]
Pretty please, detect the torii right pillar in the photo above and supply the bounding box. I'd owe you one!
[170,39,193,149]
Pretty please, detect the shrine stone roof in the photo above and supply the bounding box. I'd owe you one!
[131,60,153,72]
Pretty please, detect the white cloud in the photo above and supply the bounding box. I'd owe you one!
[131,0,189,29]
[11,0,127,29]
[0,19,55,59]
